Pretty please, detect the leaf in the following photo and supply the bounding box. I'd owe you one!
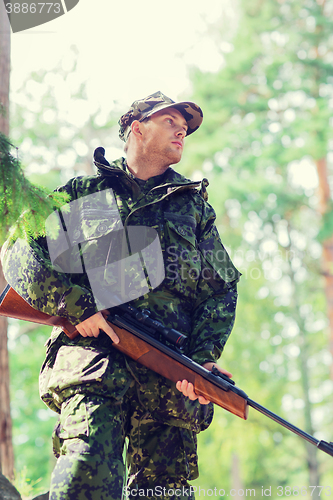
[0,132,69,245]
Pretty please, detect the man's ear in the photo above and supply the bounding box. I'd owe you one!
[131,120,143,139]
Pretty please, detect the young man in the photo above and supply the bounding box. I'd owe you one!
[2,91,240,499]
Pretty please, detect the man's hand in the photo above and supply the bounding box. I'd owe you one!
[75,310,119,344]
[176,362,232,405]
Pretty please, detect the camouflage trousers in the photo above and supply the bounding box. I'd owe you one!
[41,332,213,500]
[50,376,204,500]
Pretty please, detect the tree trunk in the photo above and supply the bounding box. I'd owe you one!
[285,221,322,496]
[231,453,244,500]
[0,0,14,481]
[0,266,14,481]
[316,157,333,379]
[0,0,10,136]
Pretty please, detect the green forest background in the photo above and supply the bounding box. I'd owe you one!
[3,0,333,498]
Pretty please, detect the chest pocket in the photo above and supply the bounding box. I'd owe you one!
[79,208,123,241]
[78,208,125,271]
[45,189,124,273]
[163,213,202,299]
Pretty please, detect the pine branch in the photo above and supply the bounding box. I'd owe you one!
[0,132,69,244]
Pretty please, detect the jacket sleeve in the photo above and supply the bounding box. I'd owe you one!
[188,201,240,366]
[0,180,98,326]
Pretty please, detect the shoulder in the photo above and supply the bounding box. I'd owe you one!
[166,169,212,205]
[55,158,126,200]
[56,175,106,198]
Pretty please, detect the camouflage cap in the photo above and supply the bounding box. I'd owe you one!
[118,91,203,142]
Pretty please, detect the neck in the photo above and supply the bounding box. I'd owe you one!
[126,152,170,181]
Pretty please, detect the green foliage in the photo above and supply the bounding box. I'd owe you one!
[184,0,333,494]
[0,133,69,245]
[14,466,43,500]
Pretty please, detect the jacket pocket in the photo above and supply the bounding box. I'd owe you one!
[78,213,126,272]
[164,215,201,298]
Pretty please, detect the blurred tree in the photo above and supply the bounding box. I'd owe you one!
[9,47,120,188]
[185,0,333,495]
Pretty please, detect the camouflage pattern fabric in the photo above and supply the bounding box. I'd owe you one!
[1,157,240,498]
[118,91,203,141]
[2,157,240,366]
[49,335,209,499]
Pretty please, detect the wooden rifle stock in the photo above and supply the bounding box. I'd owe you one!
[0,285,78,339]
[0,284,248,419]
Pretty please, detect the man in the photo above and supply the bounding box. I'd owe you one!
[2,91,240,499]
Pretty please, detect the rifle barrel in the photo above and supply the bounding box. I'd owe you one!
[248,398,333,457]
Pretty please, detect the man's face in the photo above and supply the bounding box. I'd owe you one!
[140,108,188,166]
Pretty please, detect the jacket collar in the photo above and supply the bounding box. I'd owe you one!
[95,156,201,189]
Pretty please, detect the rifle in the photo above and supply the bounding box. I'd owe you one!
[1,284,333,457]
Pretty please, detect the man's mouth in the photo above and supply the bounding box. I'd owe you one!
[172,141,183,148]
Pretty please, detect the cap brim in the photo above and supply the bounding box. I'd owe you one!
[142,101,203,137]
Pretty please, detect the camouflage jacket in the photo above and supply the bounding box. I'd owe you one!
[2,157,240,367]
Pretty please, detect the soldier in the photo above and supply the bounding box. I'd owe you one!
[1,91,240,499]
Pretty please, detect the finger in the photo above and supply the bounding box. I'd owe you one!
[101,319,119,344]
[81,327,99,338]
[180,380,197,400]
[176,379,189,395]
[219,368,233,378]
[181,379,190,395]
[76,321,100,338]
[75,324,89,337]
[198,395,210,405]
[185,382,197,400]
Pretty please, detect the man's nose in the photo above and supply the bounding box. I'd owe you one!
[175,127,186,139]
